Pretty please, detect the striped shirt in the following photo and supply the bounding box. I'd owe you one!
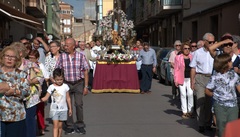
[55,51,89,82]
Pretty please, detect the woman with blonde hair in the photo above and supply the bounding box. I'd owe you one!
[0,45,30,137]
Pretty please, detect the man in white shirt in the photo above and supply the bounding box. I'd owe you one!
[190,32,215,133]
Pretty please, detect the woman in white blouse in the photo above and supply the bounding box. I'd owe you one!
[45,41,61,83]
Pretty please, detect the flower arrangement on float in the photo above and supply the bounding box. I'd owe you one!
[97,8,137,63]
[102,50,133,63]
[99,9,135,43]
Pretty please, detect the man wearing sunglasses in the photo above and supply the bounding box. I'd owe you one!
[209,34,240,74]
[190,42,198,56]
[190,32,215,133]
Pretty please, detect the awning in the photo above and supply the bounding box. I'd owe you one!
[0,3,43,32]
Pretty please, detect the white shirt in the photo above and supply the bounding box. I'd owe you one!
[47,83,69,112]
[89,46,101,70]
[39,63,50,79]
[190,47,214,74]
[136,60,142,70]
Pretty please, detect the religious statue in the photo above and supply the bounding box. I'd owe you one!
[114,19,118,31]
[112,30,122,46]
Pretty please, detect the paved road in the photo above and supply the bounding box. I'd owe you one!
[38,79,215,137]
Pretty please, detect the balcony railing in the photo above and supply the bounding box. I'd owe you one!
[161,0,182,10]
[161,0,182,6]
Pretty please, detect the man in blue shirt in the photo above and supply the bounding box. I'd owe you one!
[138,42,157,94]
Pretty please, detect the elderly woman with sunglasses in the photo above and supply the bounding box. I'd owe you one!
[174,41,194,119]
[209,33,240,74]
[0,45,30,137]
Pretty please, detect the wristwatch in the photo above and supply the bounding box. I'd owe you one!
[84,86,89,89]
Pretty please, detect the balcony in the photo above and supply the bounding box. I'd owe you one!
[161,0,182,10]
[26,0,46,18]
[134,0,183,28]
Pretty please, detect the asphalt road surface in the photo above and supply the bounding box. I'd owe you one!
[38,79,215,137]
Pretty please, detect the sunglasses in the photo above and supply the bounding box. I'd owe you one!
[207,41,215,44]
[183,48,190,50]
[223,43,233,47]
[175,45,181,47]
[191,45,197,47]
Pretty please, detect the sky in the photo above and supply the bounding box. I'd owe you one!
[62,0,84,18]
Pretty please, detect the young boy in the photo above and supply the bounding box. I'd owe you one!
[41,68,72,137]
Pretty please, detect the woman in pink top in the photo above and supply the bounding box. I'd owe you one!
[174,41,194,119]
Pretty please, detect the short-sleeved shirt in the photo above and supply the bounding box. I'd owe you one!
[206,70,240,107]
[47,83,70,111]
[190,47,214,74]
[55,51,89,82]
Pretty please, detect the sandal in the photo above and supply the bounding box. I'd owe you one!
[187,113,194,118]
[182,113,189,119]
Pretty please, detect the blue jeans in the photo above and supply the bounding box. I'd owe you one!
[1,120,26,137]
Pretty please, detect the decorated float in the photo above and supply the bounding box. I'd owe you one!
[97,9,137,63]
[91,9,140,93]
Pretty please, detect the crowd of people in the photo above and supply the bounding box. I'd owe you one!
[0,36,157,137]
[169,32,240,137]
[1,32,240,137]
[0,37,90,137]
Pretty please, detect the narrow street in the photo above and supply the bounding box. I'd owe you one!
[41,79,215,137]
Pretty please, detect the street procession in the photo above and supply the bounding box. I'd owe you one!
[0,0,240,137]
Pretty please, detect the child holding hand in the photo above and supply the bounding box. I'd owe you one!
[41,68,72,137]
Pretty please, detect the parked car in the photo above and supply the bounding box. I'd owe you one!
[156,48,174,85]
[151,46,162,79]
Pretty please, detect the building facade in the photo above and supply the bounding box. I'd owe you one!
[0,0,45,43]
[59,1,73,40]
[125,0,240,47]
[182,0,240,42]
[46,0,61,40]
[72,16,96,43]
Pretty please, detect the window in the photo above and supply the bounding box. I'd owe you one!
[64,27,71,33]
[192,21,198,42]
[211,15,218,40]
[66,19,71,25]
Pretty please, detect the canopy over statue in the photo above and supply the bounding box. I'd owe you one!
[99,9,136,47]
